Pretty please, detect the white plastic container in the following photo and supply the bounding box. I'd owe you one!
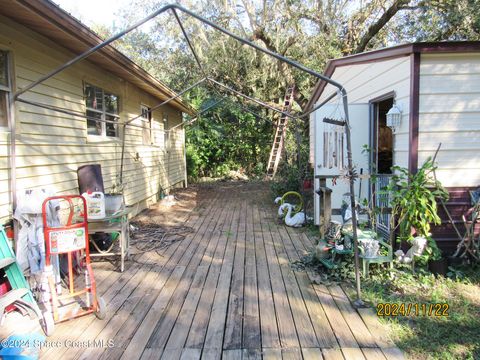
[105,194,124,213]
[82,191,105,220]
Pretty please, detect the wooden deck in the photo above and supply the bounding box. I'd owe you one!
[5,182,404,359]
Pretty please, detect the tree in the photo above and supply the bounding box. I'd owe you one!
[92,0,480,178]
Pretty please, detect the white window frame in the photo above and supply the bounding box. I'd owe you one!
[84,83,120,138]
[141,104,152,145]
[0,50,11,130]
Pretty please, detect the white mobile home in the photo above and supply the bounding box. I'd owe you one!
[0,0,193,225]
[307,42,480,252]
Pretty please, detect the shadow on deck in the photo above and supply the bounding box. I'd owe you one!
[3,181,404,360]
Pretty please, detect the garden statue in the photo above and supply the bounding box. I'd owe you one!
[284,204,306,227]
[277,203,292,218]
[315,238,330,260]
[395,236,428,263]
[359,238,380,258]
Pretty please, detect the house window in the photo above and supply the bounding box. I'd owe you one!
[0,50,11,128]
[141,105,152,145]
[85,83,119,137]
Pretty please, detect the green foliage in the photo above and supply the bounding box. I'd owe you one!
[186,144,201,181]
[270,162,302,198]
[185,97,272,180]
[357,264,480,360]
[384,157,449,259]
[270,122,312,198]
[297,247,480,359]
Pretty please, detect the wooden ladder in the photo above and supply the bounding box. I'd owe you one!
[266,85,295,178]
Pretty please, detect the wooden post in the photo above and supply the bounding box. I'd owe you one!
[318,177,332,239]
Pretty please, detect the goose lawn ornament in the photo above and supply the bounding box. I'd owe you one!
[395,236,428,264]
[284,204,306,228]
[274,197,291,218]
[277,203,292,218]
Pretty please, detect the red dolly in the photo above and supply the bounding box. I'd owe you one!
[41,195,106,335]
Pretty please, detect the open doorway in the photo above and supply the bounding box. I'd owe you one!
[371,97,394,174]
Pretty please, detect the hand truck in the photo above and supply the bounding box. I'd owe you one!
[41,195,106,335]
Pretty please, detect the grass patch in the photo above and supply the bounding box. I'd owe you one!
[294,253,480,359]
[352,265,480,359]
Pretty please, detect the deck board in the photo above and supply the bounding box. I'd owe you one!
[11,182,404,359]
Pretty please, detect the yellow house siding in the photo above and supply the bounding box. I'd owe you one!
[0,15,186,224]
[419,53,480,187]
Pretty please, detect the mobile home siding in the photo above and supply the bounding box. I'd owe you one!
[312,56,412,170]
[418,53,480,187]
[0,15,185,224]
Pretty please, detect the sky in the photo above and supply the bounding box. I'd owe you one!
[52,0,129,28]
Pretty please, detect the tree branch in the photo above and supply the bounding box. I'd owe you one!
[251,27,276,52]
[353,0,411,54]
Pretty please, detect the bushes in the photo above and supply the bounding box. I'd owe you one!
[185,98,272,182]
[270,162,302,198]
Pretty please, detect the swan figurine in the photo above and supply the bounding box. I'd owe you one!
[278,203,294,218]
[395,236,427,264]
[274,197,291,218]
[284,204,306,228]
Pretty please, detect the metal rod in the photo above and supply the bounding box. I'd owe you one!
[208,78,298,120]
[11,3,358,297]
[168,97,226,131]
[119,124,127,184]
[14,4,179,99]
[15,4,346,108]
[172,5,345,91]
[15,98,149,131]
[124,77,206,125]
[301,91,338,118]
[341,88,363,306]
[172,9,204,72]
[7,52,17,238]
[232,102,276,126]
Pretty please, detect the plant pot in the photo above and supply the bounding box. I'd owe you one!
[303,179,313,190]
[429,258,448,276]
[105,194,123,213]
[447,256,463,268]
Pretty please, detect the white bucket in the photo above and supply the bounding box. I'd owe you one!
[82,192,105,219]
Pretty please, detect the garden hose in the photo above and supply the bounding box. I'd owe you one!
[280,191,303,215]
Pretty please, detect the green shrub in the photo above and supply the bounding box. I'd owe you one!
[186,144,201,181]
[270,162,301,198]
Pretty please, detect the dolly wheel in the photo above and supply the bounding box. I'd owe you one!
[42,312,55,336]
[95,296,107,320]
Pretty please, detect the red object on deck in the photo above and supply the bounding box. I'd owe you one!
[303,179,313,190]
[4,226,13,241]
[0,276,16,312]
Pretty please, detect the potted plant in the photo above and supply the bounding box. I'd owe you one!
[105,180,124,213]
[387,157,449,271]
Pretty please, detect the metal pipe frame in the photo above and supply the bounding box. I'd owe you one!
[207,78,298,120]
[124,77,206,125]
[168,97,227,131]
[13,3,362,303]
[169,97,277,132]
[16,98,148,131]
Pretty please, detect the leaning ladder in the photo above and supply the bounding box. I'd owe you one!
[266,85,295,178]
